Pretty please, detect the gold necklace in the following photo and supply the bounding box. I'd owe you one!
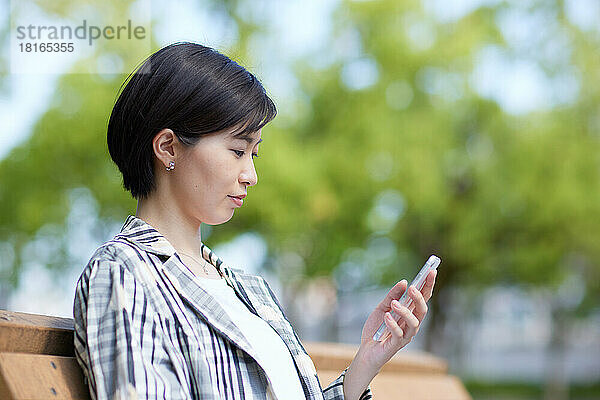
[178,251,211,275]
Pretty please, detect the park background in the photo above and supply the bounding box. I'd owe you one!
[1,0,599,399]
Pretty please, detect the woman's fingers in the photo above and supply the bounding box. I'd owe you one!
[421,270,437,301]
[384,312,405,344]
[379,269,436,312]
[408,286,428,323]
[391,300,419,338]
[377,280,407,311]
[376,269,437,350]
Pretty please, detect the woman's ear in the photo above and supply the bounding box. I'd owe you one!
[152,129,179,168]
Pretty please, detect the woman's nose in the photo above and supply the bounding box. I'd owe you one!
[239,159,258,187]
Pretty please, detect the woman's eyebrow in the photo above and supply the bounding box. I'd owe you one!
[234,136,263,145]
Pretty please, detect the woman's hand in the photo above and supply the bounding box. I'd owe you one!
[361,269,436,367]
[342,270,437,400]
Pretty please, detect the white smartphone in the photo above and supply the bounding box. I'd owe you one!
[372,255,441,341]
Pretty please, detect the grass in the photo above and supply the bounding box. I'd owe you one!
[463,380,600,400]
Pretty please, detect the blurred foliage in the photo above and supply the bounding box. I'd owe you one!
[465,379,600,400]
[1,0,599,325]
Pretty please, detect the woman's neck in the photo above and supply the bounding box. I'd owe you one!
[135,195,203,257]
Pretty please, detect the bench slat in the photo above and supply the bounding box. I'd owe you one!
[0,353,90,400]
[0,354,469,400]
[0,310,74,356]
[318,370,472,400]
[305,341,448,374]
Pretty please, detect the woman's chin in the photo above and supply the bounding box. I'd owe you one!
[203,211,235,226]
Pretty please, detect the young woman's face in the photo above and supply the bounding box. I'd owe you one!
[171,128,262,225]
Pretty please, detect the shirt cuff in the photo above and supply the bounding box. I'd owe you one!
[323,368,372,400]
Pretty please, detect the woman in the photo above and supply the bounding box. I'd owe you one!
[73,42,437,400]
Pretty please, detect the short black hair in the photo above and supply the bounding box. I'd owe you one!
[107,42,277,199]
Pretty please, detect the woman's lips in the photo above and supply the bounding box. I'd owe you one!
[228,195,244,207]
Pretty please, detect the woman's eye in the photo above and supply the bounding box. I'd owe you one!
[232,150,259,159]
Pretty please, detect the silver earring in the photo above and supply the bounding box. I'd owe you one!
[166,161,175,171]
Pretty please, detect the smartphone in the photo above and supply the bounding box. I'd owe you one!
[372,255,441,341]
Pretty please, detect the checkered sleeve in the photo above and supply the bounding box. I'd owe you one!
[73,258,190,400]
[323,369,372,400]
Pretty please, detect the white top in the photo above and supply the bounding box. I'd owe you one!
[196,277,305,400]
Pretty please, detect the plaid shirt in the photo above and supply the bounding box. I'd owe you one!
[73,215,372,400]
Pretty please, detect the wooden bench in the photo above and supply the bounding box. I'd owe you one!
[0,310,471,399]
